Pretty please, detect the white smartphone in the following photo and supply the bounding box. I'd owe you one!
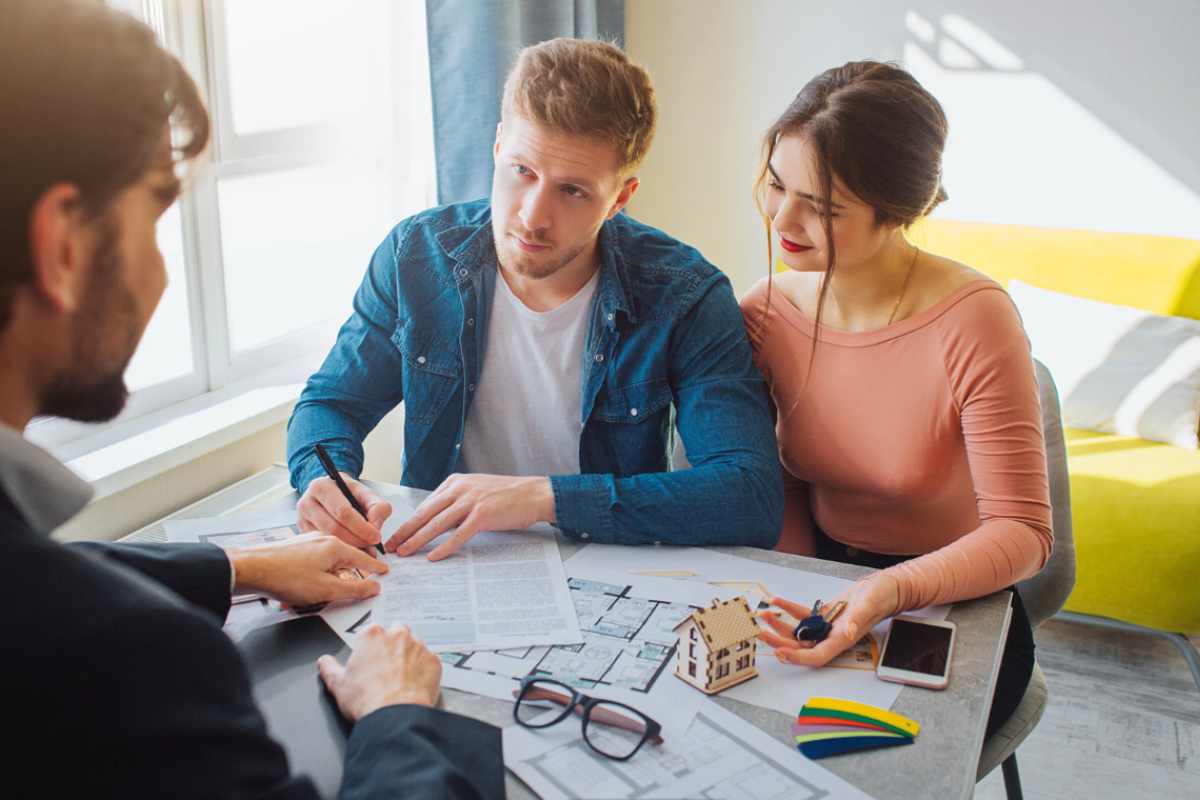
[876,615,956,690]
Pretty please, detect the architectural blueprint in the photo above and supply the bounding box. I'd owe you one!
[504,697,873,800]
[564,544,950,716]
[439,574,715,737]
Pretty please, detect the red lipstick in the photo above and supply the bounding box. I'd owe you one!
[780,236,811,253]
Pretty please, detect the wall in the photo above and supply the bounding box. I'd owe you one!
[625,0,1200,294]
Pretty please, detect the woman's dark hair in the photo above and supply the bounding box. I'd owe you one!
[753,61,949,378]
[0,0,210,331]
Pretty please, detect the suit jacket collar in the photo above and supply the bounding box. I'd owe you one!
[0,424,93,534]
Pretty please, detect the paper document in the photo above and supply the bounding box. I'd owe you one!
[163,509,302,543]
[504,696,874,800]
[565,545,949,715]
[438,571,712,739]
[321,529,583,653]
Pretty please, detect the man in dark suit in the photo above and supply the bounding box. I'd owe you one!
[0,2,503,797]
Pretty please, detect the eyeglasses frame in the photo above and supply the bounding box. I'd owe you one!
[512,676,665,761]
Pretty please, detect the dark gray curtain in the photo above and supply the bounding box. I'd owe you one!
[426,0,625,204]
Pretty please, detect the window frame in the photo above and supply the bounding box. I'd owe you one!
[29,0,434,457]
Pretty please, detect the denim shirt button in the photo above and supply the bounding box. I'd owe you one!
[455,442,461,449]
[417,355,426,365]
[593,353,604,363]
[458,268,468,278]
[606,313,614,322]
[580,532,590,540]
[467,317,475,326]
[468,383,476,392]
[630,408,639,417]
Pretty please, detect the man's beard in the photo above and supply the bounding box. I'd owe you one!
[494,226,589,281]
[39,219,140,423]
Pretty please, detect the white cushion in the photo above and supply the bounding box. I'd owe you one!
[1008,280,1200,450]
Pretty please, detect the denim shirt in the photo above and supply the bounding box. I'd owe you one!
[287,200,783,547]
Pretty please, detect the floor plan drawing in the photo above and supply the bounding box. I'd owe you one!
[562,544,951,717]
[441,577,697,695]
[437,574,715,737]
[504,702,873,800]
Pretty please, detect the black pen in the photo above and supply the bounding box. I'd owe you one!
[313,442,386,556]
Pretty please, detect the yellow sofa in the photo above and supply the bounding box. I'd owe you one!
[911,219,1200,634]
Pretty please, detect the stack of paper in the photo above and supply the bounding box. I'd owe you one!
[792,697,919,759]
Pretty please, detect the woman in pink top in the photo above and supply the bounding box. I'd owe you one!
[741,61,1052,738]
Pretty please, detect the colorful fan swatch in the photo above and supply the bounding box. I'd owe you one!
[792,697,919,759]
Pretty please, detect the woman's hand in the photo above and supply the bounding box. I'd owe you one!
[758,572,901,667]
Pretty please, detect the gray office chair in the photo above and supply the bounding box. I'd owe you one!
[976,359,1077,800]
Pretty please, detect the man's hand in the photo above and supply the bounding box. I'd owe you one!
[756,573,901,667]
[229,535,388,607]
[297,473,392,549]
[384,473,555,561]
[317,624,442,721]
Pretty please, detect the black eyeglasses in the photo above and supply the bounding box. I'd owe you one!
[512,677,664,761]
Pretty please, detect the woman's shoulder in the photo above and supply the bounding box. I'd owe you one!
[907,253,997,315]
[740,275,772,308]
[740,271,813,315]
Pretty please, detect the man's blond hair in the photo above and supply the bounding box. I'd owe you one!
[501,38,657,176]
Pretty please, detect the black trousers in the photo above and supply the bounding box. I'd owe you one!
[812,526,1035,739]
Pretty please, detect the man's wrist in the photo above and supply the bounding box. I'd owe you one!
[535,476,556,524]
[228,549,267,595]
[376,688,439,711]
[225,551,237,594]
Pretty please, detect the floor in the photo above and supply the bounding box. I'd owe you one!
[974,623,1200,799]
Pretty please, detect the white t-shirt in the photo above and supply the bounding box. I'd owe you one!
[458,268,599,476]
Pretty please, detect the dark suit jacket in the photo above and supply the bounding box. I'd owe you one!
[1,490,504,799]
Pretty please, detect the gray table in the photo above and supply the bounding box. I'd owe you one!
[127,466,1010,800]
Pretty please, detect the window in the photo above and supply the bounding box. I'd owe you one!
[717,648,729,659]
[736,640,749,651]
[29,0,435,453]
[690,627,697,640]
[688,643,696,659]
[687,661,696,678]
[736,655,751,671]
[715,662,730,679]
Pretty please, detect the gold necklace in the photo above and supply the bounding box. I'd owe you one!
[887,245,920,326]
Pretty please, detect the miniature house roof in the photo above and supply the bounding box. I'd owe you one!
[672,597,760,651]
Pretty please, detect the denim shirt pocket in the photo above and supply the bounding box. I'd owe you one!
[391,320,460,424]
[592,379,673,475]
[594,379,673,423]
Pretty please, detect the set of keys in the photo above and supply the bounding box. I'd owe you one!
[793,598,848,643]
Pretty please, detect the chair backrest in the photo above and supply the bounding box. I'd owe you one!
[1017,359,1077,628]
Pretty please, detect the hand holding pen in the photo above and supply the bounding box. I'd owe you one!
[296,443,391,555]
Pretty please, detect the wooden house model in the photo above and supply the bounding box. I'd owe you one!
[672,596,760,694]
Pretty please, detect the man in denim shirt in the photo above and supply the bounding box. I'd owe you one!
[288,39,782,559]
